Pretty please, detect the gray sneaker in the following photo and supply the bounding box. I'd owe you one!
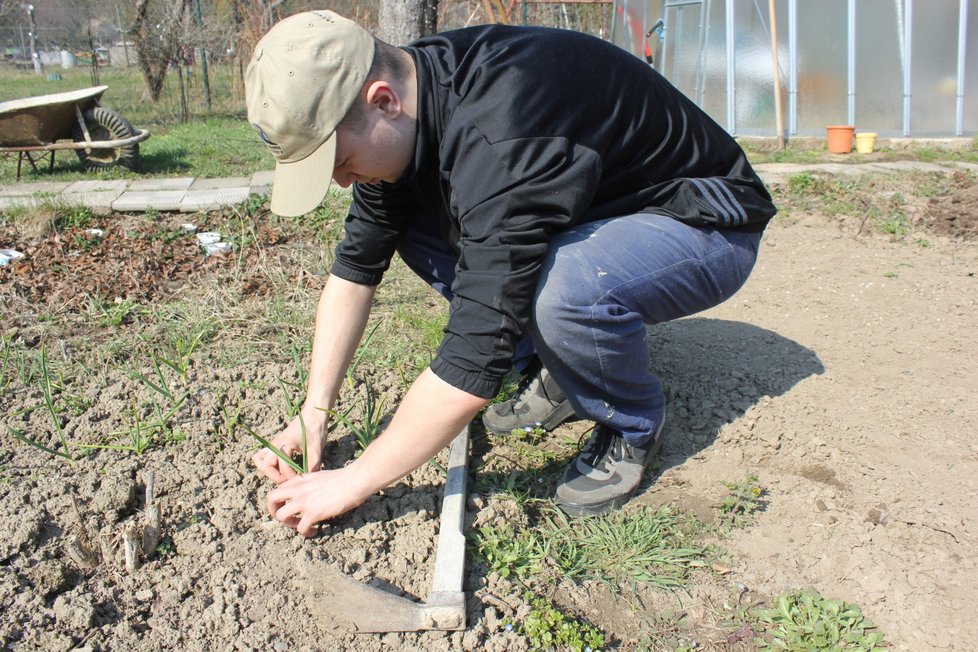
[482,358,576,435]
[555,419,666,517]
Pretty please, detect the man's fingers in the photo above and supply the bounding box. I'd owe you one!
[267,487,290,518]
[296,515,319,538]
[254,450,288,484]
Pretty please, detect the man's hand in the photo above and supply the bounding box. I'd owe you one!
[252,408,328,484]
[266,466,371,537]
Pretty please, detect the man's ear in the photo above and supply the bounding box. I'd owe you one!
[365,81,402,118]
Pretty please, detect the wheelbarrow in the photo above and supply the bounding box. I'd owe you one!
[0,85,150,180]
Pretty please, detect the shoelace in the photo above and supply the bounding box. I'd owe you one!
[510,358,544,405]
[577,425,615,468]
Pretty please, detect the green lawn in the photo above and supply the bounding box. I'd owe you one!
[1,63,274,183]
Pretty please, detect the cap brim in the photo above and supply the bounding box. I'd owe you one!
[269,134,337,217]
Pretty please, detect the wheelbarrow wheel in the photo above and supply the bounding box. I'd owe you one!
[73,107,140,171]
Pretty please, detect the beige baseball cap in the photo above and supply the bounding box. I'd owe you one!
[246,11,374,216]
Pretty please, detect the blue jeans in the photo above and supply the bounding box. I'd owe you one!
[396,213,762,445]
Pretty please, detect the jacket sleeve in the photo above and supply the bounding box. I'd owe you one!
[430,123,603,398]
[331,183,425,286]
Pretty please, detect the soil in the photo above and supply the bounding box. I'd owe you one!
[1,169,976,651]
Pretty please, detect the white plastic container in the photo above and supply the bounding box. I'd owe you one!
[203,242,232,256]
[196,232,222,246]
[0,249,25,266]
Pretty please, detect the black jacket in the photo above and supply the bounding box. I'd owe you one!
[331,25,776,398]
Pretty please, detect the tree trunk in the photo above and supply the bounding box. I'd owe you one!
[377,0,438,46]
[132,0,188,102]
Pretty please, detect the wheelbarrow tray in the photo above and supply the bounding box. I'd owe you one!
[0,85,149,151]
[0,85,149,178]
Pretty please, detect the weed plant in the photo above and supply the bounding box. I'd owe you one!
[512,592,606,652]
[753,590,886,651]
[716,473,767,528]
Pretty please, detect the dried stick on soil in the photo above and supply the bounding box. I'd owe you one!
[123,523,142,573]
[142,471,161,555]
[66,495,98,570]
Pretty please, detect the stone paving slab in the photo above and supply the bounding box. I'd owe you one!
[64,179,128,193]
[180,188,251,212]
[0,195,40,210]
[250,170,275,187]
[60,191,123,215]
[112,190,187,212]
[126,177,194,192]
[0,181,73,197]
[189,177,251,190]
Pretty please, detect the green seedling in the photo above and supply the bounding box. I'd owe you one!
[215,398,243,450]
[753,590,886,651]
[278,377,303,419]
[0,336,12,392]
[243,412,309,475]
[6,348,77,463]
[132,355,181,403]
[8,425,75,462]
[85,296,147,327]
[80,395,185,455]
[157,330,205,379]
[717,473,767,527]
[346,321,381,387]
[329,384,387,455]
[510,592,606,652]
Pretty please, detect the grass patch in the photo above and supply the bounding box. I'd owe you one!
[475,504,705,591]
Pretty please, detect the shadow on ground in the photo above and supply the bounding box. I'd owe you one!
[649,316,823,471]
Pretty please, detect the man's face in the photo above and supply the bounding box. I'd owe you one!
[331,113,413,188]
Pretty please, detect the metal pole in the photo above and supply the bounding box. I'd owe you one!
[725,0,735,133]
[788,0,797,135]
[194,0,212,112]
[847,0,856,125]
[903,0,913,135]
[116,3,131,66]
[768,0,784,148]
[956,0,968,136]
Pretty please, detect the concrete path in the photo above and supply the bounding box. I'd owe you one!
[0,161,976,214]
[0,171,273,214]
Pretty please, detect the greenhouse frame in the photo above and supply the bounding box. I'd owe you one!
[611,0,976,137]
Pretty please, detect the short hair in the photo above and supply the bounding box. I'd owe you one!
[338,39,411,132]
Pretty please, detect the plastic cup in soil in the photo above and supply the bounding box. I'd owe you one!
[203,242,232,256]
[195,232,222,246]
[0,249,25,266]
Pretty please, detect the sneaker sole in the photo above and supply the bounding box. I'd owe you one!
[482,399,576,435]
[555,422,666,517]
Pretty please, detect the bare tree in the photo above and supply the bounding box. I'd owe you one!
[132,0,191,101]
[377,0,437,46]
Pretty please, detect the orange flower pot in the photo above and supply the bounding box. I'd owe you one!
[826,125,855,154]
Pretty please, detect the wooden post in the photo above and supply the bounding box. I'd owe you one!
[768,0,785,149]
